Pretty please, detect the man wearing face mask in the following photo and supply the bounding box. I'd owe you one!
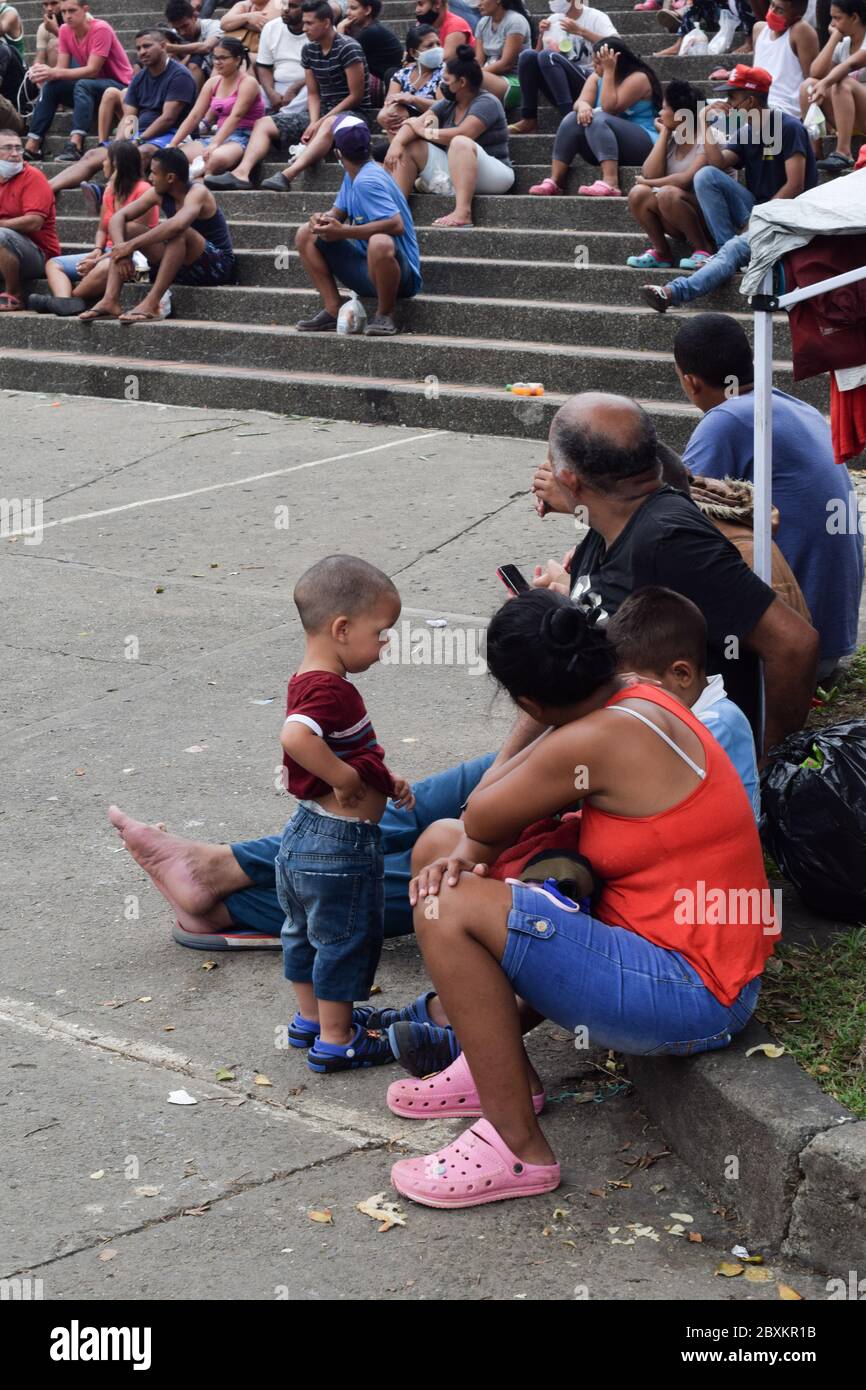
[752,0,818,117]
[641,65,816,312]
[0,129,61,311]
[294,112,421,335]
[414,0,474,59]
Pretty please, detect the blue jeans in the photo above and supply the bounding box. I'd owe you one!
[666,233,751,305]
[228,753,495,939]
[502,882,762,1056]
[276,806,384,1001]
[692,164,755,249]
[29,76,127,140]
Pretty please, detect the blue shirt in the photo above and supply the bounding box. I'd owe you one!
[596,76,658,138]
[684,388,864,663]
[693,674,760,820]
[126,58,197,131]
[334,161,422,293]
[726,111,817,203]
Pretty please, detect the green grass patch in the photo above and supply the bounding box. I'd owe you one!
[757,928,866,1117]
[807,645,866,730]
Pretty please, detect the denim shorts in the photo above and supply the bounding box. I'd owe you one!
[50,250,101,280]
[276,805,384,1002]
[316,236,421,299]
[502,881,762,1057]
[201,129,251,149]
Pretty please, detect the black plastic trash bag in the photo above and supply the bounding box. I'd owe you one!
[760,721,866,920]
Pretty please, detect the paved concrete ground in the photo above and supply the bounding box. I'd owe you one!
[0,391,836,1301]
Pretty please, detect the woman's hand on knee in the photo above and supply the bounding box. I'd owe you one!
[409,856,489,906]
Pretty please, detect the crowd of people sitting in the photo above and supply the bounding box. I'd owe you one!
[0,0,863,324]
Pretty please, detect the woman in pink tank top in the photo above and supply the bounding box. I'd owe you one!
[386,589,774,1212]
[168,37,266,181]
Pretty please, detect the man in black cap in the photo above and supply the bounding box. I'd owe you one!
[294,111,422,336]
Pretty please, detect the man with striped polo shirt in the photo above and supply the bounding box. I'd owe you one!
[205,0,373,191]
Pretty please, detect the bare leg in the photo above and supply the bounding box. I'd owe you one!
[366,231,401,315]
[228,115,278,182]
[384,135,427,197]
[295,222,343,316]
[202,141,244,176]
[0,244,22,299]
[45,260,75,295]
[97,86,125,143]
[599,156,620,192]
[436,134,477,225]
[414,876,554,1165]
[107,804,254,914]
[550,156,569,186]
[278,114,338,183]
[48,145,105,194]
[828,77,866,158]
[627,184,672,260]
[656,186,711,251]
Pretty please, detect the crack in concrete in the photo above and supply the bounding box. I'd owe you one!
[2,1143,391,1281]
[389,490,528,579]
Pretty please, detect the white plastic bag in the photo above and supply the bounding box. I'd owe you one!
[337,292,367,335]
[709,12,738,54]
[680,26,709,55]
[803,101,827,139]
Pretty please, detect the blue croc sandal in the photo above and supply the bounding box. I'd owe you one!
[365,990,444,1032]
[388,1020,463,1077]
[307,1023,395,1073]
[288,1008,375,1049]
[626,249,672,269]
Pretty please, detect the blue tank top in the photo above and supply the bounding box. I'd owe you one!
[161,193,234,257]
[597,77,658,138]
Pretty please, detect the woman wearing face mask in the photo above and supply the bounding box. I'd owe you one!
[530,37,661,196]
[473,0,532,114]
[803,0,866,169]
[384,43,514,226]
[377,23,445,135]
[510,0,617,136]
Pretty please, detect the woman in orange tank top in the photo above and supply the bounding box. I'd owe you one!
[388,589,775,1211]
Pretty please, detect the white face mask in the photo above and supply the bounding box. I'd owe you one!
[418,45,444,67]
[0,158,23,179]
[548,0,570,11]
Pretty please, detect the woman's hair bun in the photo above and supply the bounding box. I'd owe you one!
[454,42,475,60]
[543,603,587,650]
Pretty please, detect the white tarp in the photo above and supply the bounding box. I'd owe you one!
[741,168,866,295]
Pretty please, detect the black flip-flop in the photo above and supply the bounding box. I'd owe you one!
[171,921,282,951]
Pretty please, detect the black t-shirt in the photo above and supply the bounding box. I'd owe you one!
[569,486,776,735]
[728,111,818,204]
[355,22,404,81]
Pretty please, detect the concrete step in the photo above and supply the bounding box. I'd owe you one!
[0,339,706,445]
[0,309,818,405]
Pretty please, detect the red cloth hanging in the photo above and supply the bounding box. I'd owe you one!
[830,374,866,464]
[783,233,866,381]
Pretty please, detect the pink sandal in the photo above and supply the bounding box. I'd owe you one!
[528,177,563,196]
[387,1052,545,1120]
[578,180,622,197]
[391,1118,560,1209]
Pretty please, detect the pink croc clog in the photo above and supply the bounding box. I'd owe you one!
[387,1051,545,1120]
[391,1118,561,1209]
[578,180,622,197]
[528,177,563,196]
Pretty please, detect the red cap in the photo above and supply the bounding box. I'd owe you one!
[720,64,773,95]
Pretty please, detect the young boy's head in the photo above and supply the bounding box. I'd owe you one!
[606,586,708,707]
[293,555,400,673]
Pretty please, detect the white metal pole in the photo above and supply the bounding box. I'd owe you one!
[752,270,774,586]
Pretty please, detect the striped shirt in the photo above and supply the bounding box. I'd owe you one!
[301,32,371,113]
[283,670,394,799]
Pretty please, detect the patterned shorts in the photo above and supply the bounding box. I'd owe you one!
[174,241,235,287]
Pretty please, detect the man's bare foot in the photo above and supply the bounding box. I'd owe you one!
[107,805,244,916]
[79,301,122,321]
[508,117,537,134]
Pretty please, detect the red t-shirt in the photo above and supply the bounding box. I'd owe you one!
[579,683,775,1006]
[439,10,473,43]
[101,179,158,241]
[283,670,395,800]
[0,165,61,259]
[58,18,134,84]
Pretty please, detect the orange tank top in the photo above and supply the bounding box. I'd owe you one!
[579,683,775,1005]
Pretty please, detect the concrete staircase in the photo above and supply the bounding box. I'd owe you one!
[0,0,831,443]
